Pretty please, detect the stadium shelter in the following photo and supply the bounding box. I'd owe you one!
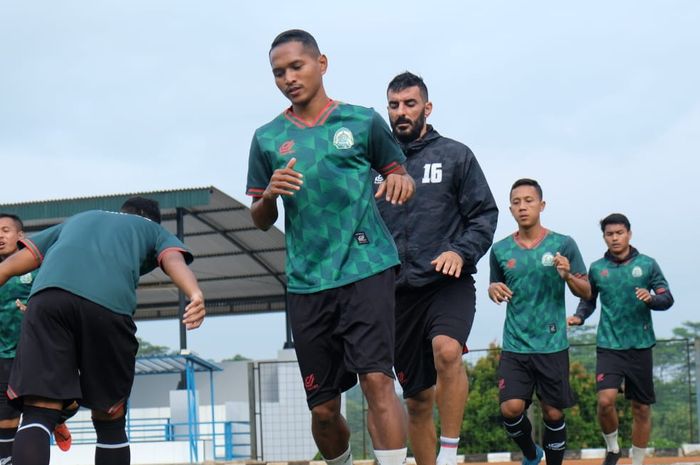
[0,187,289,461]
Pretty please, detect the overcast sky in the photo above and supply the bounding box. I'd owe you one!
[1,1,698,361]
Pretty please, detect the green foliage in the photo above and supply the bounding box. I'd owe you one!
[222,354,251,361]
[136,337,175,356]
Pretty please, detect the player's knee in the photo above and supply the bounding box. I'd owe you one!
[92,405,125,422]
[311,398,341,426]
[433,338,463,371]
[359,372,394,398]
[541,405,563,422]
[597,393,616,411]
[631,402,651,421]
[500,400,525,419]
[405,395,432,419]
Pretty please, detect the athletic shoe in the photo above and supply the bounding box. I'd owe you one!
[54,423,72,452]
[602,451,621,465]
[522,445,544,465]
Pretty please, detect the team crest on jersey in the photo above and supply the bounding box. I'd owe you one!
[541,252,554,266]
[374,174,384,184]
[19,273,33,284]
[333,127,354,149]
[632,266,643,278]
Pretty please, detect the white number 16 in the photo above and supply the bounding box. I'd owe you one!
[421,163,442,183]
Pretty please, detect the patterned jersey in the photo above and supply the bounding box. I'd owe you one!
[490,229,587,353]
[246,100,405,294]
[587,252,670,349]
[21,210,192,316]
[0,270,36,358]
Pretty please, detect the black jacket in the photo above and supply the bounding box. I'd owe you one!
[376,127,498,288]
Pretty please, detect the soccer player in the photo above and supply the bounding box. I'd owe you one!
[568,213,674,465]
[376,72,498,465]
[247,30,414,465]
[489,179,590,465]
[0,197,205,465]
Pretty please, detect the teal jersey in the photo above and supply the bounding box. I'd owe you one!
[246,100,405,294]
[0,269,36,358]
[490,229,587,353]
[588,252,670,349]
[21,210,192,316]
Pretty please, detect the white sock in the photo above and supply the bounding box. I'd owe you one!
[374,448,407,465]
[324,446,353,465]
[603,430,620,453]
[631,445,646,465]
[436,436,460,465]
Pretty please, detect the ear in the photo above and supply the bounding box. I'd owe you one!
[424,101,433,118]
[17,230,25,240]
[540,200,546,212]
[319,54,328,75]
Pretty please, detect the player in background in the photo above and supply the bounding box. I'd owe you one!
[568,213,674,465]
[0,197,205,465]
[489,179,590,465]
[377,72,498,465]
[247,30,414,465]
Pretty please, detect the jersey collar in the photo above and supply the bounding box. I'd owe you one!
[283,99,339,129]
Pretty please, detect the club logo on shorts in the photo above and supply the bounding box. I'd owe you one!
[279,140,296,156]
[374,174,384,184]
[19,273,33,284]
[498,378,506,390]
[333,127,354,150]
[541,252,554,266]
[397,371,407,385]
[596,373,605,382]
[632,266,643,278]
[304,374,319,391]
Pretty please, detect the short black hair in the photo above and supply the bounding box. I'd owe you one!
[0,213,23,231]
[600,213,631,232]
[270,29,321,56]
[510,178,543,200]
[387,71,429,101]
[120,197,162,224]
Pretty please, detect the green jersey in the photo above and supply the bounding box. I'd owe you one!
[0,270,36,358]
[581,248,671,349]
[21,210,192,316]
[246,100,405,294]
[490,229,587,354]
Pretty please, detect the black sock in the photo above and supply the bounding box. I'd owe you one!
[543,418,566,465]
[0,426,17,462]
[93,416,130,465]
[503,414,537,459]
[12,405,61,465]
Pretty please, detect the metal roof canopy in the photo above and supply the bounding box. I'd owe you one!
[0,186,288,331]
[135,353,223,376]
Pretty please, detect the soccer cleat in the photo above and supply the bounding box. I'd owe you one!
[521,445,544,465]
[54,422,72,452]
[602,451,621,465]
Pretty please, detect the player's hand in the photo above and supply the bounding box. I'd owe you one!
[553,252,571,280]
[15,299,27,312]
[635,288,652,304]
[431,251,464,278]
[567,315,583,326]
[375,173,414,205]
[488,282,513,304]
[182,291,205,330]
[263,158,303,200]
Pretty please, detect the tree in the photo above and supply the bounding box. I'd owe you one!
[136,337,174,356]
[222,354,251,361]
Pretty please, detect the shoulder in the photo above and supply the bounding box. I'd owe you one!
[492,234,515,251]
[432,134,473,156]
[254,112,287,136]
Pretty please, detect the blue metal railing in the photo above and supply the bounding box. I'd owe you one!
[53,417,250,461]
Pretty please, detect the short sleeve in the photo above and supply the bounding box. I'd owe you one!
[368,111,406,177]
[138,226,193,275]
[246,132,273,198]
[19,223,64,263]
[563,237,587,276]
[489,248,505,283]
[649,259,670,293]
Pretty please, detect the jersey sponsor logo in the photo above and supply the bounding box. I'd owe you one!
[304,374,319,391]
[507,258,517,269]
[354,232,370,245]
[333,127,354,149]
[374,174,384,184]
[19,273,33,284]
[600,269,609,277]
[279,140,296,156]
[541,252,555,266]
[632,266,643,278]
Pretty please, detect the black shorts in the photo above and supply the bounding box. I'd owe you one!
[394,276,476,398]
[596,347,655,404]
[8,288,139,413]
[497,350,576,410]
[288,268,396,409]
[0,358,21,420]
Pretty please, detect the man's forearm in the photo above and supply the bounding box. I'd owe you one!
[251,197,279,231]
[566,274,591,300]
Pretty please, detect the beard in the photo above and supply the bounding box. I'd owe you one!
[391,112,426,144]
